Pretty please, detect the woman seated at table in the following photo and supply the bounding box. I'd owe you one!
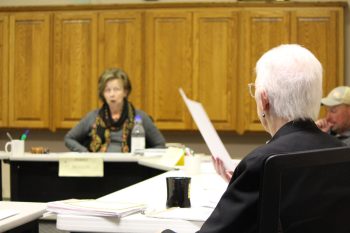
[64,68,166,152]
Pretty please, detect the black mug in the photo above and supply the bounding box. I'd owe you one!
[166,177,191,208]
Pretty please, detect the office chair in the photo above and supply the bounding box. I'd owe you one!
[259,146,350,233]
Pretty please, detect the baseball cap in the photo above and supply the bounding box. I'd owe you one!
[321,86,350,106]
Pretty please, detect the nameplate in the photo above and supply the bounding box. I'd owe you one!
[59,157,104,177]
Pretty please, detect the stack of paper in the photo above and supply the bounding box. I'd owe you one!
[47,199,146,218]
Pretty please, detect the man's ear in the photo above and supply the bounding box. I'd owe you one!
[260,91,270,112]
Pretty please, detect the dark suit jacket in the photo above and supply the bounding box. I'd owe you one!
[197,120,345,233]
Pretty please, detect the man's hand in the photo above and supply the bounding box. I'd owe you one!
[315,118,333,133]
[211,156,233,183]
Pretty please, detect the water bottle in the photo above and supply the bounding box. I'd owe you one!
[131,115,145,154]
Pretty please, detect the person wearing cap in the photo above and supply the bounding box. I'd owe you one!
[316,86,350,145]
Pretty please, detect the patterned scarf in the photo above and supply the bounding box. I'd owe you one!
[89,99,135,152]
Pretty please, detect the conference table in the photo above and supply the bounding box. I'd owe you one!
[0,201,46,233]
[5,152,169,202]
[56,160,230,233]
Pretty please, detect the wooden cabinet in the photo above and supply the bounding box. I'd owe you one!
[193,10,239,130]
[291,8,344,118]
[98,11,143,109]
[145,10,193,129]
[8,13,50,128]
[145,10,239,130]
[0,2,345,133]
[53,12,98,129]
[238,7,344,133]
[238,9,291,133]
[0,15,8,127]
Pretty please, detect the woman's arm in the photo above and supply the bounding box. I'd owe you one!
[64,111,98,152]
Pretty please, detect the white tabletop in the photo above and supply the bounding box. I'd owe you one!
[56,162,228,233]
[0,201,46,232]
[8,152,140,162]
[6,151,185,172]
[0,152,9,160]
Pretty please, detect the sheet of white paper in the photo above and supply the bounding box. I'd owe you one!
[179,88,235,171]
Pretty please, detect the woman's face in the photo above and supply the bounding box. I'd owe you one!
[103,79,127,108]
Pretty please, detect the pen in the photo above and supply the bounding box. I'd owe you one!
[6,132,13,141]
[20,129,30,141]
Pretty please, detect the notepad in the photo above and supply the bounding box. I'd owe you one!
[47,199,146,218]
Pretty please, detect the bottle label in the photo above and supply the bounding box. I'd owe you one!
[131,137,145,154]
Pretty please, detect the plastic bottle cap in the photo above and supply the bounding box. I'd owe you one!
[135,115,142,122]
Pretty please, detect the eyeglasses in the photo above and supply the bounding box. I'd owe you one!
[248,83,256,98]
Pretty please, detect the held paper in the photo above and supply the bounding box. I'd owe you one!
[179,88,235,171]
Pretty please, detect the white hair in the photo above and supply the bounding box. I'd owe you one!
[255,44,323,121]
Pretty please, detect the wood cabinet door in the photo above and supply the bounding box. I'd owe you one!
[0,15,8,127]
[145,10,192,129]
[238,9,290,133]
[193,10,238,130]
[53,12,98,129]
[98,11,143,109]
[291,8,344,118]
[8,13,50,128]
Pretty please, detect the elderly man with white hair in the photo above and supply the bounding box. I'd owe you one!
[316,86,350,145]
[162,44,346,233]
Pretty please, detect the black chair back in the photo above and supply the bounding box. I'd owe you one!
[259,146,350,233]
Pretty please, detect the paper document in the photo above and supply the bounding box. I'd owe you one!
[179,88,235,171]
[47,199,146,218]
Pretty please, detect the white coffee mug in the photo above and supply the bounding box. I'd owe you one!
[184,155,201,175]
[5,140,25,156]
